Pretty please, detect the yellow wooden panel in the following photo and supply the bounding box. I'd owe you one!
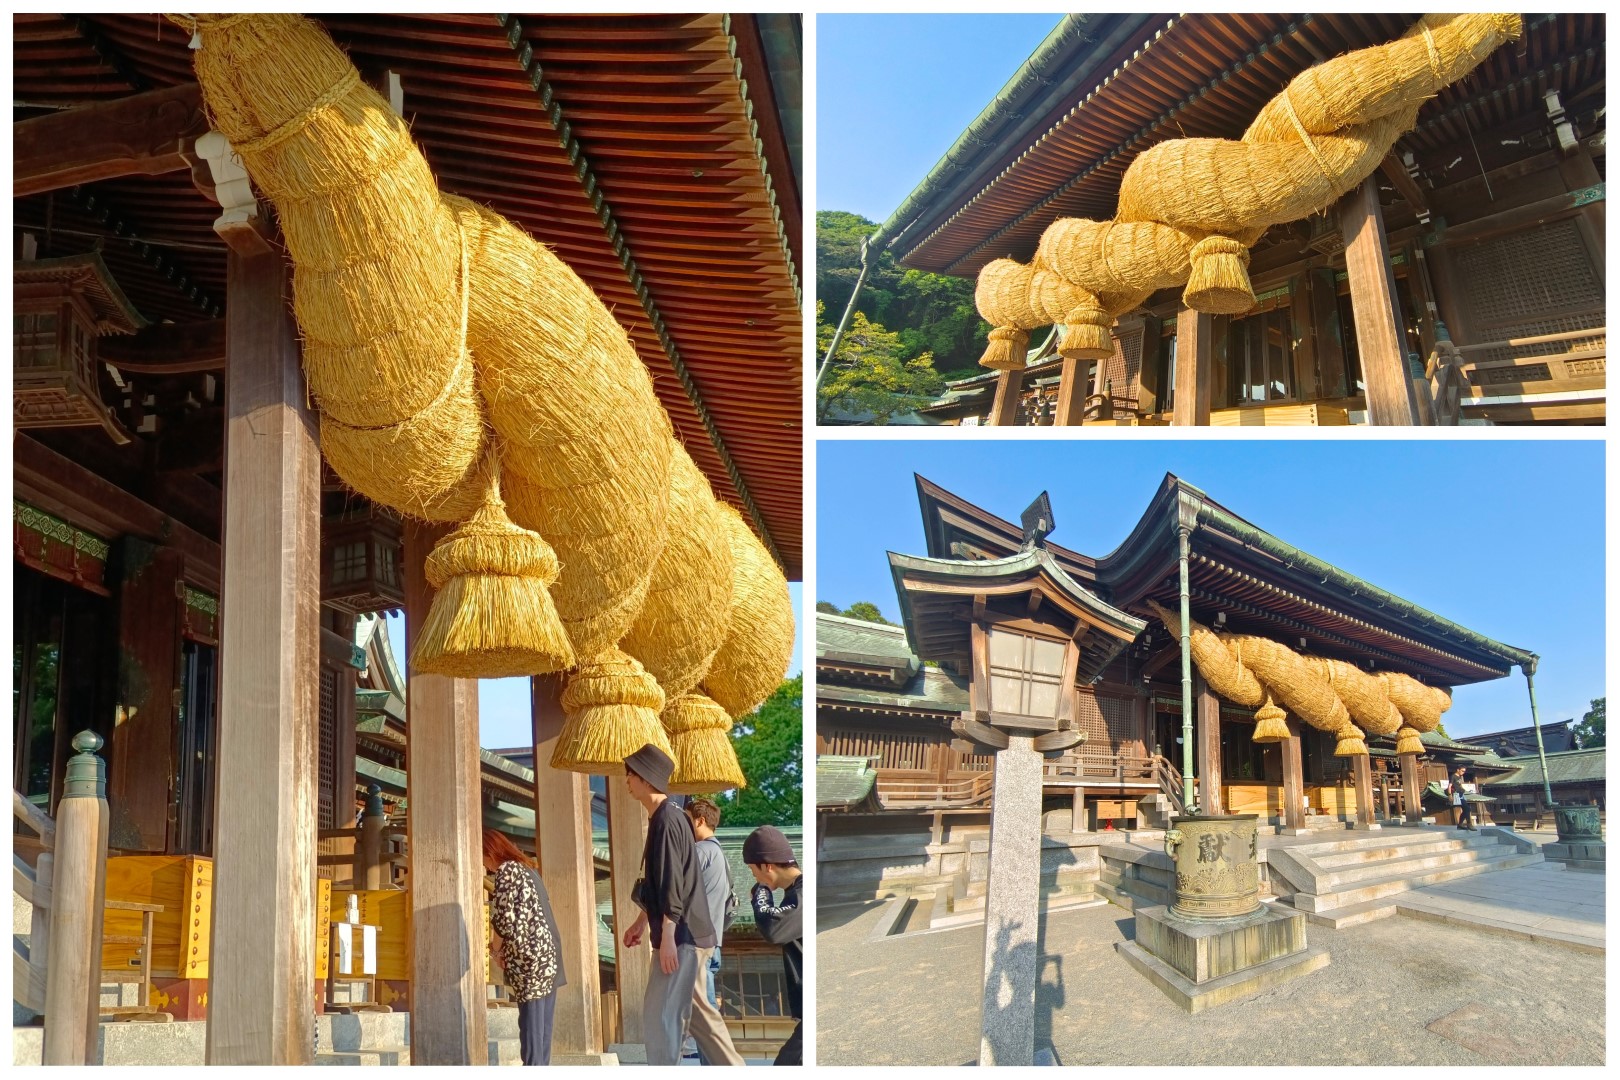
[1224,783,1283,817]
[331,889,412,981]
[1211,403,1350,427]
[315,878,333,980]
[1307,785,1358,816]
[102,855,213,980]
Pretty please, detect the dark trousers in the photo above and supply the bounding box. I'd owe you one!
[774,1019,803,1066]
[518,992,556,1066]
[1456,800,1474,829]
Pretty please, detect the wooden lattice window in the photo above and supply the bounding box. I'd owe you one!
[986,629,1065,721]
[1453,218,1604,364]
[318,666,339,829]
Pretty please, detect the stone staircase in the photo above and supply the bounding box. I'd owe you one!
[1268,826,1543,928]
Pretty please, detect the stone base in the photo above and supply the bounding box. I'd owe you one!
[1545,840,1605,867]
[1348,821,1382,831]
[1133,903,1309,984]
[558,1052,620,1066]
[1116,940,1331,1014]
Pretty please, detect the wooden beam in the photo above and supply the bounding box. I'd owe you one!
[1195,676,1222,815]
[987,369,1024,426]
[403,520,488,1066]
[1288,275,1319,402]
[99,319,227,374]
[206,250,319,1066]
[1171,308,1212,425]
[531,676,605,1058]
[606,785,650,1045]
[14,83,207,197]
[1052,356,1086,426]
[1377,153,1429,219]
[1281,719,1306,831]
[1438,185,1603,248]
[1339,181,1421,425]
[1136,315,1165,415]
[1400,751,1423,824]
[1353,754,1376,828]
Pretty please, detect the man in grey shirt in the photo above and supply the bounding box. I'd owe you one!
[685,797,743,1065]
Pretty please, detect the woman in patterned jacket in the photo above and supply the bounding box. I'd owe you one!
[484,828,564,1065]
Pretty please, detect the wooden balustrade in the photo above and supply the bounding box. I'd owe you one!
[1455,324,1605,423]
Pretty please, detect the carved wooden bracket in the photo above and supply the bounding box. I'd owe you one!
[194,131,273,257]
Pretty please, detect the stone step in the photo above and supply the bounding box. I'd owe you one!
[1289,897,1399,929]
[1310,835,1494,869]
[1316,843,1517,890]
[1291,850,1543,913]
[1291,829,1447,856]
[315,1047,409,1066]
[489,1036,522,1065]
[317,1010,410,1053]
[486,1006,520,1040]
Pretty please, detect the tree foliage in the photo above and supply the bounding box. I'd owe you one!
[721,675,802,828]
[814,600,895,625]
[816,308,945,424]
[1573,697,1605,748]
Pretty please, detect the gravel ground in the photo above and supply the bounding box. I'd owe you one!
[816,897,1605,1066]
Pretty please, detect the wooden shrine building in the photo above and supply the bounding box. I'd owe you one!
[13,12,801,1066]
[877,13,1605,426]
[817,475,1541,894]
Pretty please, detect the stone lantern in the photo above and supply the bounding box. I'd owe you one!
[321,505,406,615]
[14,252,144,444]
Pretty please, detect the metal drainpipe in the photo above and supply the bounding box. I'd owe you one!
[1177,524,1197,813]
[1523,660,1554,810]
[814,233,872,391]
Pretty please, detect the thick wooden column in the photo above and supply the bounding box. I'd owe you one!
[606,784,650,1046]
[403,521,487,1065]
[987,369,1024,426]
[1339,181,1421,425]
[207,251,320,1066]
[531,676,605,1058]
[1136,315,1165,415]
[1052,357,1086,426]
[1351,754,1378,829]
[1172,308,1212,425]
[1308,268,1349,399]
[1280,718,1306,833]
[1195,676,1222,815]
[1400,751,1423,824]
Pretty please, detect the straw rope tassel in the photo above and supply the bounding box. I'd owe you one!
[550,650,671,775]
[663,693,747,795]
[1252,698,1290,743]
[410,454,575,678]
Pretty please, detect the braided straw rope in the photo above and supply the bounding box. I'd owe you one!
[975,14,1522,363]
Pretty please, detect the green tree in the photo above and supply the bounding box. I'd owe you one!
[840,601,892,625]
[722,675,802,827]
[814,600,841,615]
[1572,697,1604,748]
[817,309,945,424]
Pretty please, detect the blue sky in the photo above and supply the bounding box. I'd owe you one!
[817,440,1605,739]
[819,14,1062,223]
[386,584,802,750]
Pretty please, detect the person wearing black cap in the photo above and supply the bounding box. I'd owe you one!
[744,825,803,1066]
[620,743,733,1066]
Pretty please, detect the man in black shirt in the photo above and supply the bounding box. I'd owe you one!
[745,825,803,1066]
[620,743,722,1066]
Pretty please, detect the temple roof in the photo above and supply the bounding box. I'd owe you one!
[1480,747,1606,790]
[815,756,880,811]
[915,473,1535,687]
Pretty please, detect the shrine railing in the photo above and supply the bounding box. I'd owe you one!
[1451,323,1605,423]
[873,769,994,810]
[1041,751,1160,785]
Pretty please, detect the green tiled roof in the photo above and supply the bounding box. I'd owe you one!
[1481,747,1606,790]
[817,667,969,714]
[816,613,918,671]
[816,755,879,809]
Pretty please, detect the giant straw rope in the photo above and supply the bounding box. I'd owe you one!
[974,14,1522,370]
[1146,601,1451,758]
[175,14,794,786]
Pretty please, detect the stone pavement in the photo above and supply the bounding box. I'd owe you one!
[1393,861,1604,952]
[817,884,1606,1066]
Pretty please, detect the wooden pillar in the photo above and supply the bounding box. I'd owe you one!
[1339,181,1421,424]
[1172,308,1212,425]
[1052,357,1086,426]
[1400,751,1423,824]
[1280,718,1306,832]
[1195,676,1222,815]
[531,675,604,1058]
[1136,315,1165,415]
[1309,267,1349,399]
[987,368,1024,426]
[1288,276,1320,403]
[206,252,319,1066]
[403,520,487,1065]
[108,540,185,852]
[606,784,650,1046]
[1352,754,1377,829]
[1558,150,1605,268]
[42,734,109,1065]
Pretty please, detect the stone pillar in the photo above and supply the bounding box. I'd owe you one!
[979,736,1042,1067]
[1400,752,1423,824]
[606,784,650,1045]
[208,250,319,1066]
[1280,719,1306,833]
[403,521,487,1065]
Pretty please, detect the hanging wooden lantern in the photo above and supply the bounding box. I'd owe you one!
[14,252,144,444]
[321,505,406,614]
